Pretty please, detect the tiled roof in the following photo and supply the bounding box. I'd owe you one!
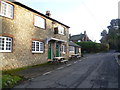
[69,42,81,47]
[70,34,85,41]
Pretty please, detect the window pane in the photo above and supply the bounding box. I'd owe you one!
[40,42,44,51]
[0,1,13,18]
[36,42,39,51]
[0,38,4,50]
[7,4,13,18]
[2,43,4,50]
[32,41,44,53]
[2,38,4,43]
[32,42,35,51]
[58,26,64,35]
[6,42,11,50]
[1,2,7,15]
[6,37,11,41]
[39,17,45,29]
[6,37,9,41]
[0,46,2,50]
[6,37,12,50]
[0,37,2,50]
[0,36,12,52]
[69,46,74,51]
[64,45,66,52]
[0,37,2,44]
[34,15,45,29]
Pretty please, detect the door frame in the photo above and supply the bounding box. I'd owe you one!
[48,43,53,59]
[56,43,60,57]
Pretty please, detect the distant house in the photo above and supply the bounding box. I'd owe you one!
[69,41,81,58]
[69,31,91,42]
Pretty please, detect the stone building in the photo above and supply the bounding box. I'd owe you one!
[69,41,81,58]
[69,31,91,42]
[0,0,70,70]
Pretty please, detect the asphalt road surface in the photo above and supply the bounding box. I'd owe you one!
[14,51,120,89]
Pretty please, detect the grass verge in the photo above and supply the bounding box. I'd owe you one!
[2,62,53,88]
[2,74,22,88]
[3,62,52,75]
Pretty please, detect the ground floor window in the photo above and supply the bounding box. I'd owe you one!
[32,41,44,53]
[61,44,66,54]
[0,36,12,52]
[69,46,75,52]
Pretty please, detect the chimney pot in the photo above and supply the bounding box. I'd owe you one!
[84,31,86,35]
[46,10,51,17]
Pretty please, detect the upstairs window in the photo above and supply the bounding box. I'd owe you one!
[0,36,12,52]
[34,15,45,29]
[58,26,65,35]
[54,26,65,35]
[0,1,14,19]
[32,41,44,53]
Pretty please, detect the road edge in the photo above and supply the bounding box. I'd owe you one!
[115,53,120,66]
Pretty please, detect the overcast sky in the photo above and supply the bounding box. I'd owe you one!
[17,0,119,42]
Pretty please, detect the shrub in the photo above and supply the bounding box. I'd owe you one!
[100,43,109,52]
[76,42,109,53]
[2,75,22,88]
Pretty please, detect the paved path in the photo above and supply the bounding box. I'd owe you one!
[14,51,120,88]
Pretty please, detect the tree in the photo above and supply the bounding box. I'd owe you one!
[100,30,108,44]
[100,19,120,51]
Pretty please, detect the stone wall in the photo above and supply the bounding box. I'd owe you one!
[1,1,69,70]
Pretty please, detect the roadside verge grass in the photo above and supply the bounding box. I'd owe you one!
[2,62,53,88]
[2,74,22,88]
[2,66,30,88]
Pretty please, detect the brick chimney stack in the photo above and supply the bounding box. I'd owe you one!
[46,11,51,17]
[84,31,86,35]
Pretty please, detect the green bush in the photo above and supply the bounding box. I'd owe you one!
[76,42,109,53]
[2,75,22,88]
[100,43,109,52]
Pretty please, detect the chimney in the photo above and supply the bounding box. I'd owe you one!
[84,31,86,35]
[46,11,51,17]
[69,34,71,38]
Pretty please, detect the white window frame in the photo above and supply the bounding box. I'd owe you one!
[78,48,81,53]
[0,36,12,52]
[32,41,44,53]
[34,15,45,29]
[69,46,75,52]
[61,44,66,54]
[0,1,14,19]
[58,26,65,35]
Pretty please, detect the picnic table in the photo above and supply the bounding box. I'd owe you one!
[53,57,68,63]
[71,54,81,59]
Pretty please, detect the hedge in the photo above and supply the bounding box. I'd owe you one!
[76,42,109,53]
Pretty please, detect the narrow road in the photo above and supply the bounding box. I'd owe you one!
[14,51,120,88]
